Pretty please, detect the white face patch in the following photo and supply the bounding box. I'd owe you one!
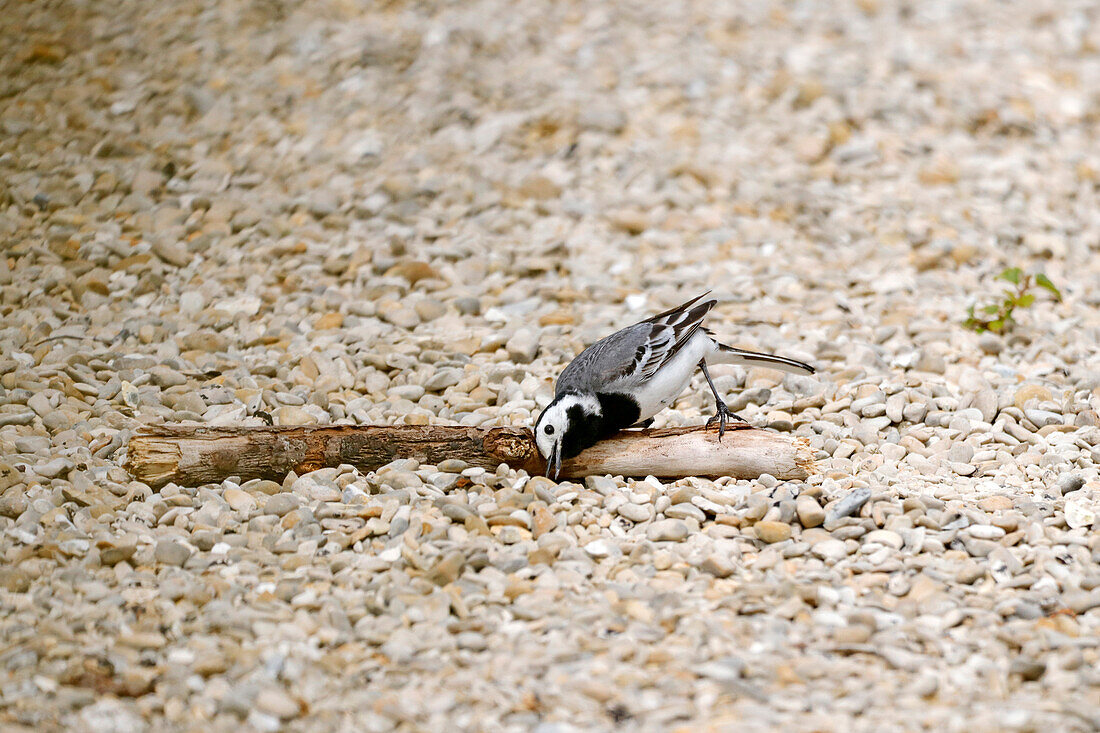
[533,393,600,459]
[534,400,568,459]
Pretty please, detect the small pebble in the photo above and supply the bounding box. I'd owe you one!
[646,519,689,542]
[753,521,792,544]
[154,540,192,567]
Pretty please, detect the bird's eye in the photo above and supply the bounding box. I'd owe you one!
[544,425,555,435]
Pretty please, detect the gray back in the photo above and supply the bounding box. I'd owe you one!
[555,323,651,395]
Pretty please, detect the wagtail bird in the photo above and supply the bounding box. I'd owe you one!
[533,293,814,479]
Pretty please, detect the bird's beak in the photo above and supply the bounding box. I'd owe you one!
[547,443,562,481]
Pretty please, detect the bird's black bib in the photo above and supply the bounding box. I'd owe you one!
[559,392,640,460]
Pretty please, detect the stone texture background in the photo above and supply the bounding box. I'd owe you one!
[3,0,1100,730]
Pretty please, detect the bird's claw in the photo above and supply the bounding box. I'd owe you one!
[706,402,745,441]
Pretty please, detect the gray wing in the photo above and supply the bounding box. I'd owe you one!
[556,323,653,394]
[555,294,716,395]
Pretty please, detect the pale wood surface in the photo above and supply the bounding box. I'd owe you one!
[125,424,815,488]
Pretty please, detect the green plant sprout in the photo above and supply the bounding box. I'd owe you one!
[963,268,1062,333]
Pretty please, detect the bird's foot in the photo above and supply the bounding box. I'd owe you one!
[706,401,747,441]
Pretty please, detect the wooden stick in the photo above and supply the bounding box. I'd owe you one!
[125,424,815,488]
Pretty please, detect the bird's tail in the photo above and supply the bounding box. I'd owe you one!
[709,343,815,375]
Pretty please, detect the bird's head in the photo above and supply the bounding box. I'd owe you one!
[533,392,602,480]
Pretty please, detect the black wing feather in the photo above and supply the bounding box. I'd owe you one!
[636,294,716,379]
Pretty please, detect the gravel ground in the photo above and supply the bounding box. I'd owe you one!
[4,0,1100,730]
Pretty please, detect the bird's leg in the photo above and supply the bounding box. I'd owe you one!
[698,359,746,440]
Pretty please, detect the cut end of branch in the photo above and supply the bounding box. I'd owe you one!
[481,427,541,467]
[792,436,817,478]
[125,436,182,488]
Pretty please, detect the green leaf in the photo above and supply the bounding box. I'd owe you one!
[1016,293,1035,307]
[989,319,1004,332]
[998,267,1022,284]
[982,304,1001,314]
[1034,273,1062,301]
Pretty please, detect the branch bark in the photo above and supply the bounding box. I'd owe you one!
[125,424,815,488]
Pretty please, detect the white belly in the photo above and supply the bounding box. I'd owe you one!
[630,331,717,420]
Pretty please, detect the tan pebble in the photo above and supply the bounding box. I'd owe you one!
[235,387,262,405]
[414,299,447,322]
[918,157,960,185]
[538,309,575,326]
[794,134,829,163]
[426,551,465,586]
[745,368,782,387]
[906,574,942,602]
[607,209,648,234]
[796,495,825,528]
[767,410,794,431]
[526,476,557,494]
[464,515,491,535]
[532,506,557,538]
[255,687,301,719]
[527,547,556,566]
[386,260,441,284]
[98,542,136,566]
[1014,384,1052,410]
[468,386,494,404]
[118,631,167,650]
[700,554,736,578]
[272,406,317,425]
[0,462,24,492]
[793,77,824,107]
[251,480,285,495]
[855,384,880,399]
[516,174,561,200]
[619,599,655,624]
[753,521,792,543]
[21,43,67,63]
[314,312,343,330]
[977,496,1013,512]
[223,488,256,513]
[864,529,904,550]
[801,528,833,545]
